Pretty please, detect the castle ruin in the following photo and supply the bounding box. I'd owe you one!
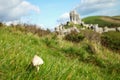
[69,10,82,24]
[55,10,120,35]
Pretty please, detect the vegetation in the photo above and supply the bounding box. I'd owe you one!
[64,31,84,43]
[113,16,120,19]
[0,25,120,80]
[10,24,51,37]
[64,22,83,29]
[80,30,101,42]
[101,31,120,53]
[83,16,120,28]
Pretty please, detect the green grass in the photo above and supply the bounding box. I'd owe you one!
[83,16,120,28]
[113,16,120,19]
[0,26,120,80]
[101,31,120,52]
[64,22,83,29]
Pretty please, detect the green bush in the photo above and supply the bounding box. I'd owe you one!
[62,43,95,61]
[64,32,84,43]
[101,32,120,52]
[81,30,101,42]
[0,22,4,27]
[43,37,58,48]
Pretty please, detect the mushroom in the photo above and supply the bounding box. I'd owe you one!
[32,55,44,71]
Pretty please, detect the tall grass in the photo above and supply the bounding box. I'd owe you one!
[0,27,120,80]
[101,31,120,52]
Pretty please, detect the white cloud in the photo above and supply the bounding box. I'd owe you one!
[57,12,69,24]
[59,12,69,20]
[75,0,120,17]
[0,0,40,22]
[5,20,19,26]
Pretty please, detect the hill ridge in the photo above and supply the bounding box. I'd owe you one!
[83,16,120,27]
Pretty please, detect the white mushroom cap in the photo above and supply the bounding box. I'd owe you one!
[32,55,44,66]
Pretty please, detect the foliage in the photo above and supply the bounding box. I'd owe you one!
[64,22,82,29]
[62,43,95,60]
[81,30,101,42]
[10,23,51,37]
[64,31,84,43]
[0,22,4,27]
[101,31,120,52]
[42,37,58,47]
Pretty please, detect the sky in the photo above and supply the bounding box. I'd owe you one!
[0,0,120,29]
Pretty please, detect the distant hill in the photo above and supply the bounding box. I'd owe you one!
[83,16,120,28]
[113,16,120,19]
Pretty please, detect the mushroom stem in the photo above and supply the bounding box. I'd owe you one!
[36,66,39,71]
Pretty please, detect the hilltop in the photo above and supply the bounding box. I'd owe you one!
[0,25,120,80]
[83,16,120,28]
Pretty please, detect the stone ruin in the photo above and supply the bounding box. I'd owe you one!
[69,10,82,24]
[103,26,120,32]
[83,24,120,33]
[55,24,80,36]
[55,10,120,35]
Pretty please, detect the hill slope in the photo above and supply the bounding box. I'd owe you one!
[0,26,120,80]
[113,16,120,19]
[83,16,120,28]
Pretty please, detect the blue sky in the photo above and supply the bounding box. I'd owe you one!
[0,0,120,29]
[27,0,80,29]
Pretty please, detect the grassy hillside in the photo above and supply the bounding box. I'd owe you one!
[113,16,120,19]
[0,26,120,80]
[83,16,120,28]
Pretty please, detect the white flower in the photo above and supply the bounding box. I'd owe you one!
[32,55,44,71]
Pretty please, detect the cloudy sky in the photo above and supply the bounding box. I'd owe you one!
[0,0,120,29]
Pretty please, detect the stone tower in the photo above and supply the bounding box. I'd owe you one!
[69,10,81,24]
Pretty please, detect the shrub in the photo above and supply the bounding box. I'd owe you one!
[10,23,51,37]
[82,43,96,54]
[62,43,96,61]
[44,38,51,46]
[43,37,58,48]
[0,22,4,27]
[101,31,120,52]
[81,30,101,42]
[64,31,84,43]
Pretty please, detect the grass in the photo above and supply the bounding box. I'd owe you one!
[64,22,83,29]
[101,31,120,52]
[83,16,120,28]
[0,26,120,80]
